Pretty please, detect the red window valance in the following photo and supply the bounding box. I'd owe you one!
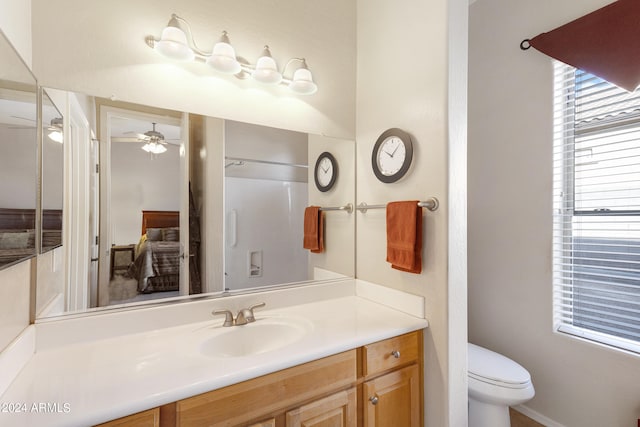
[525,0,640,92]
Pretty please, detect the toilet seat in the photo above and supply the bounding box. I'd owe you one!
[468,343,531,390]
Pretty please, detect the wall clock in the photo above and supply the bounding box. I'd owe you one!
[314,151,338,192]
[371,128,413,183]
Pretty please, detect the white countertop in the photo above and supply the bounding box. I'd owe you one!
[0,290,428,426]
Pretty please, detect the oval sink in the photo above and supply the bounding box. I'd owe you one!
[200,318,311,358]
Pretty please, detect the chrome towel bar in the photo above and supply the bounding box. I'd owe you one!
[356,197,439,213]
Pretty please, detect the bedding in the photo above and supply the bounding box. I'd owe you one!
[127,227,180,293]
[0,229,35,265]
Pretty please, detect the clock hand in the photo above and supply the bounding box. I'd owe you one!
[321,165,329,173]
[390,143,400,157]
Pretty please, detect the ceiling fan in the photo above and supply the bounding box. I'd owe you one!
[112,122,180,154]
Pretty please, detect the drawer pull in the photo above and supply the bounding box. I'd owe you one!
[369,395,379,405]
[391,350,401,359]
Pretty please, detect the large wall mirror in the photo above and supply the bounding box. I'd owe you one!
[34,94,355,320]
[0,30,38,270]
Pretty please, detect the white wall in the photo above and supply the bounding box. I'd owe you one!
[468,1,640,426]
[110,141,180,245]
[225,178,308,290]
[0,127,36,208]
[31,0,356,140]
[356,0,467,425]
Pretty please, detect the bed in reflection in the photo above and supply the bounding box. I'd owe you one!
[0,208,36,266]
[127,210,180,293]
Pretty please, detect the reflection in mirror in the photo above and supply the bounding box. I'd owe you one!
[224,121,309,291]
[0,30,38,270]
[224,120,356,292]
[99,107,198,308]
[35,96,355,320]
[40,89,63,253]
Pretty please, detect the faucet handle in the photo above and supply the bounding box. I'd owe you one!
[212,309,234,327]
[235,302,266,325]
[246,302,266,322]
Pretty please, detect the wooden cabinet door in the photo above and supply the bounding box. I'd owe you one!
[362,365,420,427]
[286,388,357,427]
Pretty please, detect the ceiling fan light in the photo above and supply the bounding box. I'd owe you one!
[207,31,241,74]
[252,46,282,85]
[289,67,317,95]
[48,130,63,143]
[142,142,167,154]
[155,25,195,61]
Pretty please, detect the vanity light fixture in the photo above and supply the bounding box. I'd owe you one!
[145,14,318,95]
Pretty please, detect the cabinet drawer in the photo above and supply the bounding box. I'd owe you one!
[362,331,419,377]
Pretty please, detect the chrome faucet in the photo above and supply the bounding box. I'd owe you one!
[235,302,266,325]
[211,302,266,327]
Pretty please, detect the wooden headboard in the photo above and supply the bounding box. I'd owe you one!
[141,210,179,235]
[0,208,36,230]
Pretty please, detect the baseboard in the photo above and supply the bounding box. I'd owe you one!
[514,404,567,427]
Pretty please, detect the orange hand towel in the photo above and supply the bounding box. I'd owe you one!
[386,201,422,274]
[303,206,325,253]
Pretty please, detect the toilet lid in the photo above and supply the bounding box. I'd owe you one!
[468,343,531,387]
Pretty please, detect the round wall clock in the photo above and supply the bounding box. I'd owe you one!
[371,128,413,183]
[314,151,338,192]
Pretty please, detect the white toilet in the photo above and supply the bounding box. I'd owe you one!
[468,343,535,427]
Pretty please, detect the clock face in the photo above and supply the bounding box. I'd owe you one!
[314,152,338,192]
[376,136,407,176]
[371,129,413,183]
[317,156,334,187]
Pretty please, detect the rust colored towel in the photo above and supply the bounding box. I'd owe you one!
[303,206,324,253]
[386,201,422,274]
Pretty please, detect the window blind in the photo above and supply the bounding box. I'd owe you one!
[552,61,640,354]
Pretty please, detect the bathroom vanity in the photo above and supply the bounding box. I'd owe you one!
[99,331,422,427]
[0,279,428,427]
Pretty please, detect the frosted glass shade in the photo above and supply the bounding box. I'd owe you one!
[48,131,63,143]
[252,53,282,85]
[289,67,317,95]
[207,41,241,74]
[142,142,167,154]
[155,26,195,61]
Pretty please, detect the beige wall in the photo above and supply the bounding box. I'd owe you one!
[308,134,356,278]
[468,0,640,426]
[31,0,356,140]
[0,261,31,352]
[0,0,31,67]
[356,0,467,425]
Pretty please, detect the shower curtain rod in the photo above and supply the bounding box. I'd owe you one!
[225,156,308,169]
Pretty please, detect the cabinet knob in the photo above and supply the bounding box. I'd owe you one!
[369,395,379,405]
[391,350,401,359]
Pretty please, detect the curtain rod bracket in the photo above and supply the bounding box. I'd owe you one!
[520,39,531,50]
